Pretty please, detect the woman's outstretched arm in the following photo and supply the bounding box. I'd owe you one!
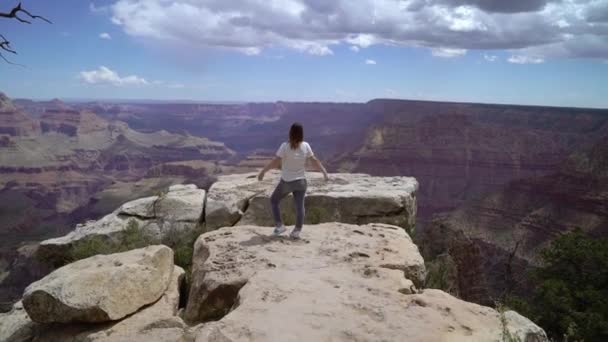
[308,156,329,181]
[258,157,281,181]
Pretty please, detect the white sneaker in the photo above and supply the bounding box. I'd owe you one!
[289,229,301,239]
[273,225,287,236]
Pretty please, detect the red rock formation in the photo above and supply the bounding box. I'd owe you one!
[332,100,608,227]
[419,137,608,305]
[0,93,40,137]
[0,94,236,309]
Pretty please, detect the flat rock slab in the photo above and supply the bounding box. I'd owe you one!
[184,223,547,341]
[205,171,418,231]
[184,222,426,323]
[23,245,174,323]
[195,287,547,342]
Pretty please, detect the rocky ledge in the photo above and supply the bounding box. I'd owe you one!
[36,172,418,265]
[0,172,548,341]
[205,171,418,231]
[1,223,547,342]
[36,184,206,265]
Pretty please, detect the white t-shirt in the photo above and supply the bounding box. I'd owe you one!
[276,141,314,181]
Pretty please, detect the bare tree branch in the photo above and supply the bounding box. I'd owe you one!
[0,34,17,54]
[1,3,51,65]
[0,51,24,67]
[0,2,52,24]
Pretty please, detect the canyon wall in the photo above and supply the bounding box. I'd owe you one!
[418,137,608,304]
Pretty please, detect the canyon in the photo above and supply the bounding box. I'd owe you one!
[419,136,608,305]
[2,92,608,314]
[0,173,548,342]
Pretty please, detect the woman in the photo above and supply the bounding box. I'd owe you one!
[258,122,329,239]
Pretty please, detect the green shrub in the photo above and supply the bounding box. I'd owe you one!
[68,219,155,262]
[281,210,296,226]
[307,206,327,224]
[424,254,458,295]
[68,235,113,262]
[161,223,203,278]
[510,229,608,342]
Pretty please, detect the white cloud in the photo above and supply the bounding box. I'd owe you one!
[346,34,378,48]
[432,48,467,58]
[78,66,149,86]
[350,46,360,52]
[99,32,112,40]
[241,47,262,56]
[484,53,498,62]
[90,3,110,14]
[288,41,334,56]
[108,0,608,60]
[508,55,545,64]
[365,59,377,65]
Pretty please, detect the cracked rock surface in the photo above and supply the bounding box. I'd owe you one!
[184,223,547,341]
[23,245,174,324]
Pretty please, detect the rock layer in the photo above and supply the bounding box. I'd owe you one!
[205,171,418,232]
[23,245,174,323]
[331,100,608,229]
[419,137,608,305]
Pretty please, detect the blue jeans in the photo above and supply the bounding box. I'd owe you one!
[270,178,307,230]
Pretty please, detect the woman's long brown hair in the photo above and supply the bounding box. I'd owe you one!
[289,122,304,149]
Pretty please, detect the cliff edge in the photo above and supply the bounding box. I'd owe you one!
[0,172,547,341]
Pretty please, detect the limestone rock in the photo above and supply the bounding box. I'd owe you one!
[194,288,548,342]
[184,224,547,341]
[205,171,418,232]
[504,310,549,342]
[38,184,204,265]
[27,266,187,342]
[23,246,174,323]
[184,222,426,323]
[156,184,205,222]
[117,185,204,222]
[118,196,158,219]
[0,301,39,342]
[84,266,185,341]
[2,267,186,342]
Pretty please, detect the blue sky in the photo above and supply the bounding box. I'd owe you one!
[0,0,607,108]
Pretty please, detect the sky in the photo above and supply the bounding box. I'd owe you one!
[0,0,607,108]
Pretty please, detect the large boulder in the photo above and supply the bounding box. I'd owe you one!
[37,184,205,266]
[184,223,425,323]
[119,184,205,222]
[81,265,185,341]
[2,266,189,342]
[184,223,547,341]
[23,245,174,323]
[205,171,418,232]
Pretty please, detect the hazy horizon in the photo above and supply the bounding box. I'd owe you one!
[6,94,607,110]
